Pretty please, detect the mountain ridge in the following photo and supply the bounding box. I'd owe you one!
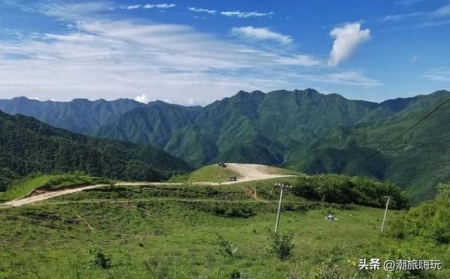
[2,89,450,202]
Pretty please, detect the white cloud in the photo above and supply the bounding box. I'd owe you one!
[417,4,450,26]
[0,16,324,103]
[38,2,112,20]
[135,94,150,103]
[420,19,450,27]
[396,0,424,5]
[0,1,380,104]
[432,4,450,18]
[122,5,141,10]
[381,12,423,22]
[117,3,176,10]
[231,26,293,45]
[188,7,216,14]
[294,71,383,88]
[275,55,322,67]
[143,3,176,9]
[422,68,450,82]
[221,11,274,18]
[327,23,370,67]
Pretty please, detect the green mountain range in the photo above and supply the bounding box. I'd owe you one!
[0,110,192,191]
[94,89,384,166]
[1,88,449,202]
[291,90,450,203]
[0,97,145,134]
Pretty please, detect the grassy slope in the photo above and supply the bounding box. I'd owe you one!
[0,174,111,202]
[169,164,242,183]
[0,179,447,278]
[0,186,387,279]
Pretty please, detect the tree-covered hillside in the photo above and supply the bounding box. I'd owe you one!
[0,110,192,191]
[291,90,450,202]
[96,89,386,166]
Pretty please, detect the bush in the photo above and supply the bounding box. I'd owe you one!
[291,175,409,209]
[267,229,295,261]
[89,249,111,269]
[390,197,450,245]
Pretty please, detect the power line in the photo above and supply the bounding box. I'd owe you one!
[362,95,450,164]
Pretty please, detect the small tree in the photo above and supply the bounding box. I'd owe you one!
[267,229,295,261]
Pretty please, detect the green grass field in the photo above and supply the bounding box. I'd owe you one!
[0,173,448,278]
[0,178,448,279]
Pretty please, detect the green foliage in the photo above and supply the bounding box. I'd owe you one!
[0,110,192,191]
[291,175,409,209]
[293,90,450,203]
[90,89,382,166]
[216,234,236,257]
[389,194,450,244]
[307,245,358,279]
[191,202,256,218]
[0,184,447,278]
[89,249,111,269]
[267,229,295,261]
[436,183,450,201]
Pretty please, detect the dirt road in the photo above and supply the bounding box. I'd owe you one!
[2,164,296,207]
[225,163,295,183]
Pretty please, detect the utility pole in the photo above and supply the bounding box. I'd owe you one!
[274,183,292,234]
[380,196,391,234]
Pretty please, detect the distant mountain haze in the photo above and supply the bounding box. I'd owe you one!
[1,88,449,202]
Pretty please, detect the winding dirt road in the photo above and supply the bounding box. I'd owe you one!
[2,164,296,207]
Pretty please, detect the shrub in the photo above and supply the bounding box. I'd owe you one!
[267,229,295,261]
[89,249,111,269]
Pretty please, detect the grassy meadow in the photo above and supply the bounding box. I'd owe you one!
[0,176,448,278]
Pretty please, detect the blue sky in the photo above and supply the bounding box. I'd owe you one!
[0,0,449,105]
